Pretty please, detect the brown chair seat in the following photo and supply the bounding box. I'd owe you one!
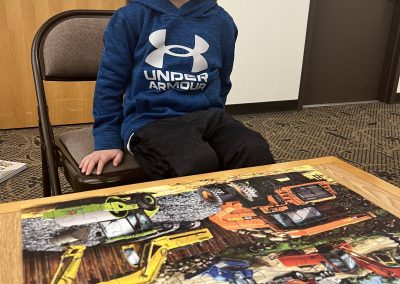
[56,127,148,191]
[32,10,152,196]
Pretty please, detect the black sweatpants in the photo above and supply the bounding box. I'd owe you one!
[130,108,275,180]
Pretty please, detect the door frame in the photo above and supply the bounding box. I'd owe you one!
[298,0,400,109]
[297,0,318,110]
[378,0,400,104]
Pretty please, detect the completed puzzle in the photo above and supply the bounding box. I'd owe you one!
[21,166,400,283]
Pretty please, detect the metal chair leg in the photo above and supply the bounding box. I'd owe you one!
[39,121,62,196]
[48,154,62,196]
[41,145,52,197]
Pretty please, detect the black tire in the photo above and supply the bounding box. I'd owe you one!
[238,229,252,235]
[138,193,157,210]
[162,222,174,230]
[197,188,223,205]
[180,221,201,229]
[325,270,335,277]
[316,244,335,254]
[248,242,267,253]
[291,271,307,281]
[219,193,237,202]
[106,196,129,218]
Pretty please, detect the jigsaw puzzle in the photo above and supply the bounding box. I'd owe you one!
[21,166,400,283]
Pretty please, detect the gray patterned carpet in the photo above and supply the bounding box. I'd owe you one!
[1,102,399,203]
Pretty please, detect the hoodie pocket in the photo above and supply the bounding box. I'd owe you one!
[136,98,152,113]
[135,92,213,114]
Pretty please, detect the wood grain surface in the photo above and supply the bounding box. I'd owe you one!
[1,156,400,283]
[316,161,400,218]
[0,212,22,284]
[0,0,126,129]
[2,157,400,214]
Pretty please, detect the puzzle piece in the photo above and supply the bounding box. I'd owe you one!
[205,172,378,240]
[21,167,400,283]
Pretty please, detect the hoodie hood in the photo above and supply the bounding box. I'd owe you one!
[133,0,218,18]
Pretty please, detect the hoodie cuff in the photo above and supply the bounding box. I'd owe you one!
[93,130,124,151]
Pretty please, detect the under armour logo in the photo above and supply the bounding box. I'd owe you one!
[145,29,209,73]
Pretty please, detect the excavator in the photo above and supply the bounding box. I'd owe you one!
[278,242,400,278]
[100,228,213,284]
[50,245,86,284]
[50,228,213,284]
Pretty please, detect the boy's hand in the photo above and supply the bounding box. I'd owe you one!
[79,149,124,176]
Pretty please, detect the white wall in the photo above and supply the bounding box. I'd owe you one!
[397,77,400,93]
[219,0,310,104]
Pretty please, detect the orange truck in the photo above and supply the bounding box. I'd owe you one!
[199,172,337,213]
[199,173,375,237]
[208,203,375,237]
[278,242,400,278]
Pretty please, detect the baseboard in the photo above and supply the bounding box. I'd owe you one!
[225,100,298,115]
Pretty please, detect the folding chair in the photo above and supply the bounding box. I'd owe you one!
[31,10,148,196]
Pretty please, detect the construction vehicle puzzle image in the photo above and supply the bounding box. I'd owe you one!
[278,241,400,278]
[185,258,257,283]
[21,166,400,283]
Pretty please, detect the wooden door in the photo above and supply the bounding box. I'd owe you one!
[303,0,396,105]
[0,0,126,129]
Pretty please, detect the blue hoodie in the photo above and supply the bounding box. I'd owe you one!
[93,0,238,150]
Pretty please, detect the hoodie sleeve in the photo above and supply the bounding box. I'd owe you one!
[93,9,135,151]
[219,22,238,104]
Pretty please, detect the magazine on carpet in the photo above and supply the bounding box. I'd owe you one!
[0,160,27,184]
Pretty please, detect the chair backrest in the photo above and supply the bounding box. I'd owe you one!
[33,10,113,81]
[31,10,114,196]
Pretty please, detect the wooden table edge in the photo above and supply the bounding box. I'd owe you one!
[0,211,22,284]
[1,155,400,284]
[0,156,335,213]
[1,156,399,214]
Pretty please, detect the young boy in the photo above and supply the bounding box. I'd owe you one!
[80,0,275,179]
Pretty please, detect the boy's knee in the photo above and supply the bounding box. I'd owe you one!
[175,150,220,177]
[242,133,274,162]
[223,131,275,167]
